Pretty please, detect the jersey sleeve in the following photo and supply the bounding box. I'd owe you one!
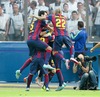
[41,20,48,27]
[46,14,53,21]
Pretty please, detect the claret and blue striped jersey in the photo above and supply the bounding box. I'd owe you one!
[28,20,47,40]
[46,14,68,36]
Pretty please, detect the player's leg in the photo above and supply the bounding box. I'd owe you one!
[35,70,43,87]
[30,39,54,70]
[15,40,35,79]
[15,57,33,79]
[42,57,56,90]
[39,58,50,91]
[48,57,56,82]
[52,36,70,69]
[63,36,78,64]
[52,56,66,91]
[25,73,33,91]
[20,57,33,73]
[25,58,38,91]
[48,72,55,82]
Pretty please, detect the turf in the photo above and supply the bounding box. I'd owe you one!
[0,88,100,97]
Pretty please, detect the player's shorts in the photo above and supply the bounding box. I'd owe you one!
[30,58,48,75]
[27,39,48,56]
[53,35,73,51]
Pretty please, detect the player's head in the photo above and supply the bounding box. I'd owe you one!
[38,10,47,16]
[55,8,62,15]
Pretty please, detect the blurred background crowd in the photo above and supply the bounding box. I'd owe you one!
[0,0,100,42]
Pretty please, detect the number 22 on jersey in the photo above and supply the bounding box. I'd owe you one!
[56,17,66,29]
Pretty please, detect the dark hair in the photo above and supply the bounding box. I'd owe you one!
[78,21,84,28]
[30,1,37,7]
[72,11,78,14]
[38,10,47,16]
[63,3,68,7]
[77,2,83,5]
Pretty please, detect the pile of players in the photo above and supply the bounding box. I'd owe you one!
[15,9,78,91]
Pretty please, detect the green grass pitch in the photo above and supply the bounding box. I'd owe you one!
[0,87,100,97]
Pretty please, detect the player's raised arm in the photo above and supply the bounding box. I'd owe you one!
[90,42,100,53]
[46,25,53,33]
[30,15,46,20]
[40,25,53,37]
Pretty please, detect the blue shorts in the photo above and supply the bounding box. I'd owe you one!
[30,58,47,75]
[27,39,48,56]
[53,36,73,51]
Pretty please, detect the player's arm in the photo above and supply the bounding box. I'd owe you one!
[40,30,51,37]
[40,26,53,37]
[90,42,100,53]
[43,33,51,37]
[30,15,46,20]
[46,25,53,33]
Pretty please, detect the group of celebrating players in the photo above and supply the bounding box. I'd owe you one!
[15,8,78,91]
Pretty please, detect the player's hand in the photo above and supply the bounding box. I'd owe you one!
[90,48,94,53]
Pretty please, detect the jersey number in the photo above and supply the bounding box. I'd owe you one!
[30,21,34,32]
[56,18,66,29]
[40,37,45,42]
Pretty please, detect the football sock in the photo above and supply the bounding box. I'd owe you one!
[49,72,54,82]
[70,45,75,58]
[27,74,33,88]
[44,74,49,88]
[20,58,32,73]
[44,50,52,64]
[56,69,64,86]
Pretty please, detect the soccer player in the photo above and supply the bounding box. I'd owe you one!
[24,50,50,91]
[15,56,33,79]
[36,32,56,89]
[27,10,54,70]
[24,30,56,91]
[33,8,78,66]
[32,8,78,91]
[16,30,52,78]
[15,10,55,80]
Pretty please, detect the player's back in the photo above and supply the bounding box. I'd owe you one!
[47,14,67,36]
[28,20,47,40]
